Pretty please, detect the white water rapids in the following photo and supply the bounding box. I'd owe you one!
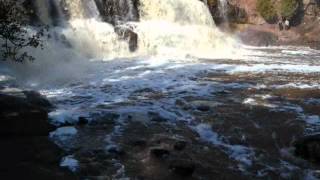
[32,0,239,60]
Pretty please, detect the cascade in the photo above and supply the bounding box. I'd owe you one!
[62,0,100,20]
[30,0,238,60]
[100,0,138,24]
[132,0,237,57]
[218,0,229,23]
[54,0,133,59]
[32,0,64,25]
[34,0,53,25]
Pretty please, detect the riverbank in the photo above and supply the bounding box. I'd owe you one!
[234,16,320,49]
[212,0,320,49]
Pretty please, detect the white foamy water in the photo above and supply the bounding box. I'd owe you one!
[194,123,255,169]
[30,0,240,61]
[60,155,79,172]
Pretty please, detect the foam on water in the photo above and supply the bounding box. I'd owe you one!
[194,123,255,169]
[60,155,79,172]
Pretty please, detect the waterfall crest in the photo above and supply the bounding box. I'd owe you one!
[133,0,237,57]
[30,0,239,60]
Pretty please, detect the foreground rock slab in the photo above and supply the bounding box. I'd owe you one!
[0,89,77,180]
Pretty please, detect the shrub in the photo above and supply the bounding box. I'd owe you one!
[257,0,278,23]
[0,0,46,62]
[280,0,300,20]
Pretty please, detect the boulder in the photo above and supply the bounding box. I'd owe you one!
[23,91,53,110]
[0,91,54,136]
[0,90,78,179]
[294,134,320,163]
[115,26,138,52]
[169,159,196,177]
[238,29,278,46]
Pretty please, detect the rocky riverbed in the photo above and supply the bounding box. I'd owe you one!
[1,46,312,180]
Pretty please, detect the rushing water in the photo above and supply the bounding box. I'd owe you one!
[36,45,320,179]
[1,0,320,179]
[218,0,229,23]
[30,0,239,60]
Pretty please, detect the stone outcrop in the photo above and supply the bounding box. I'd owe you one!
[0,90,53,136]
[303,0,320,17]
[0,89,77,180]
[114,26,138,52]
[237,27,278,46]
[201,0,248,25]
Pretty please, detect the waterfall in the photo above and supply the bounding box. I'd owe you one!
[34,0,52,25]
[29,0,238,60]
[218,0,229,25]
[62,0,100,20]
[132,0,237,58]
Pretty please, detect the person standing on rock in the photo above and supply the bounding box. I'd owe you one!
[284,19,290,30]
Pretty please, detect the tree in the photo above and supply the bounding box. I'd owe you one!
[0,0,46,62]
[257,0,278,23]
[280,0,300,20]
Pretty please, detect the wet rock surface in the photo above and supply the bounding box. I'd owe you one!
[238,28,278,46]
[0,90,53,136]
[0,89,77,180]
[202,0,248,25]
[8,46,320,179]
[295,134,320,163]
